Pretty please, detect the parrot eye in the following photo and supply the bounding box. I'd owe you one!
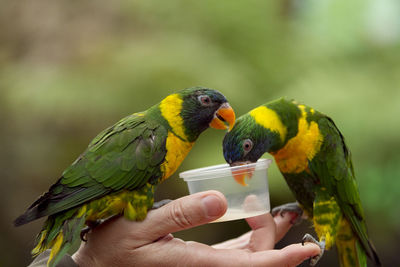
[198,95,212,106]
[242,139,253,154]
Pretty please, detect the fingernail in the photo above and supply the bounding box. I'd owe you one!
[303,243,322,254]
[201,195,224,218]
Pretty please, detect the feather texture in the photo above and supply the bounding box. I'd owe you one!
[223,98,381,266]
[15,87,232,267]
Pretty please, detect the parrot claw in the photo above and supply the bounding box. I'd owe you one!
[302,233,325,266]
[80,220,103,242]
[271,202,303,225]
[152,199,173,209]
[80,227,90,242]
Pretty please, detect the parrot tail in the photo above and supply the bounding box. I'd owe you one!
[336,236,367,267]
[32,207,87,267]
[336,217,381,267]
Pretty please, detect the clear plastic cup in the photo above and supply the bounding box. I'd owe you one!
[179,159,271,222]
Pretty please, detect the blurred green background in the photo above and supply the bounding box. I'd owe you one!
[1,0,400,266]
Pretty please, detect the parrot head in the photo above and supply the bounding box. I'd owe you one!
[177,87,235,141]
[223,111,283,186]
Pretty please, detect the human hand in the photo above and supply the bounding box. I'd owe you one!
[72,191,320,267]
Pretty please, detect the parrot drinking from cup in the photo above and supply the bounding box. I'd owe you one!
[14,87,235,267]
[222,98,380,267]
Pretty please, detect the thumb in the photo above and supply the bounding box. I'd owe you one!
[138,190,227,241]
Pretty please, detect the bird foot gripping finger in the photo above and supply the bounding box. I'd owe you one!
[80,227,90,242]
[152,199,173,209]
[80,220,103,242]
[302,234,325,266]
[271,202,303,225]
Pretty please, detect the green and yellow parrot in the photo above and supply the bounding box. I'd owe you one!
[222,98,380,267]
[15,87,235,267]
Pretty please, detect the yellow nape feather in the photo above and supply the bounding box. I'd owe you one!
[159,94,188,140]
[158,94,195,180]
[250,106,287,142]
[272,105,323,173]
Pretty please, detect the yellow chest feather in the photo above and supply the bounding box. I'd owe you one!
[272,106,323,174]
[161,131,194,180]
[158,94,194,179]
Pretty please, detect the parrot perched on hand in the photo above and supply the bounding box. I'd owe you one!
[14,87,235,267]
[222,98,381,267]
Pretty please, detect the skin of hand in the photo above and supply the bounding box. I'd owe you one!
[72,191,320,267]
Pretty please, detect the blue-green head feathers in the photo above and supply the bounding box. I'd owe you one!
[223,114,273,164]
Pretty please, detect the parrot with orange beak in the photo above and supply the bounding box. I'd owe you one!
[14,87,235,267]
[223,98,380,267]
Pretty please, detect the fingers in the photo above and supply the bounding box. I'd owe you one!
[212,231,252,249]
[219,211,297,251]
[250,243,321,267]
[160,241,321,267]
[245,213,276,251]
[237,211,299,251]
[74,191,227,264]
[273,211,296,242]
[133,190,227,243]
[136,240,320,267]
[74,197,319,267]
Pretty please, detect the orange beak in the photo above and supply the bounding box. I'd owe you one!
[231,162,256,186]
[209,103,235,131]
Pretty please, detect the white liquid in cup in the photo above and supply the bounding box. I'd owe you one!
[180,159,271,222]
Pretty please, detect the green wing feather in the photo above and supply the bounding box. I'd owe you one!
[15,113,167,225]
[309,115,379,264]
